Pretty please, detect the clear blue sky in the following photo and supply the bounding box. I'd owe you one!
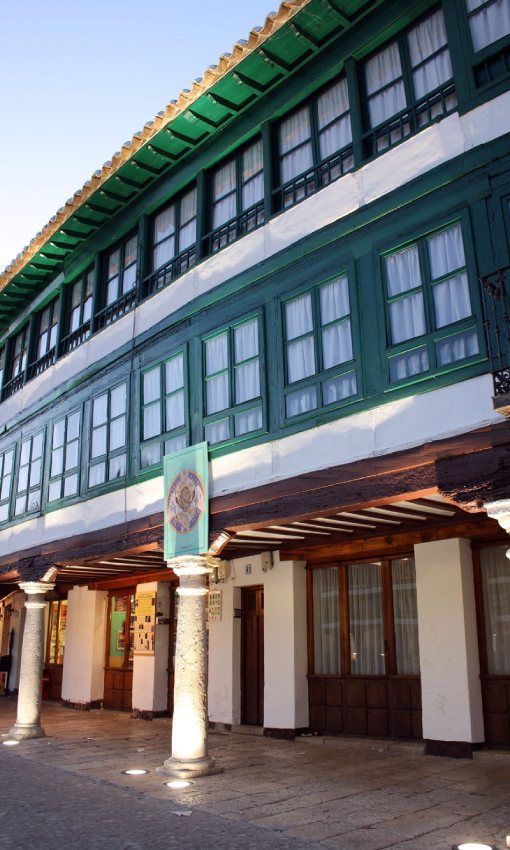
[0,0,274,271]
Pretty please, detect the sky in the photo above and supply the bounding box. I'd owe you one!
[0,0,275,271]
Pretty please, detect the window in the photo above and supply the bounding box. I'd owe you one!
[384,221,480,382]
[140,352,187,469]
[207,140,264,253]
[149,188,197,292]
[15,431,44,516]
[0,447,15,523]
[89,382,127,488]
[46,600,67,665]
[106,591,135,670]
[203,316,263,445]
[29,297,59,377]
[480,545,510,675]
[311,558,419,676]
[97,234,138,329]
[62,269,93,353]
[3,325,28,398]
[283,274,357,419]
[276,77,353,209]
[363,8,456,155]
[467,0,510,52]
[0,347,4,392]
[48,410,81,502]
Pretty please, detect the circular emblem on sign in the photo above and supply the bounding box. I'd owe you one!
[167,469,205,535]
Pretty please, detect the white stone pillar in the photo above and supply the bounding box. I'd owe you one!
[484,499,510,551]
[159,554,221,778]
[414,538,484,756]
[9,581,54,741]
[61,586,108,708]
[132,581,170,718]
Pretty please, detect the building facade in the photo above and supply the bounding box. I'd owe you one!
[1,0,510,756]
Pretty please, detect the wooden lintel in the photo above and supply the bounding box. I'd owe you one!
[87,567,176,592]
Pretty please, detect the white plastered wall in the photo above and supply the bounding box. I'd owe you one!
[1,591,25,691]
[61,585,108,706]
[131,581,169,715]
[208,552,308,731]
[414,538,484,744]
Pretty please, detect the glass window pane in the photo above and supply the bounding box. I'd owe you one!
[109,454,126,480]
[32,432,43,459]
[141,443,161,469]
[153,237,175,271]
[408,9,452,98]
[322,372,357,405]
[166,391,185,430]
[235,406,262,436]
[106,276,119,305]
[313,568,341,674]
[164,434,187,455]
[205,333,228,375]
[48,480,61,502]
[122,263,137,293]
[365,41,403,94]
[27,490,41,512]
[242,173,264,210]
[154,205,175,243]
[204,419,230,444]
[348,562,385,675]
[20,441,30,466]
[144,403,161,440]
[392,557,420,674]
[3,450,13,475]
[1,474,11,501]
[17,465,28,493]
[213,194,236,229]
[467,0,510,51]
[111,384,127,417]
[319,114,353,160]
[91,425,107,458]
[206,373,229,414]
[15,495,26,515]
[286,385,318,418]
[93,394,108,426]
[389,292,426,344]
[436,329,479,365]
[287,336,316,383]
[235,361,260,403]
[389,347,429,381]
[481,545,510,674]
[320,277,350,324]
[109,416,126,451]
[29,459,41,488]
[285,294,313,341]
[318,79,349,129]
[427,224,466,279]
[281,143,313,183]
[63,473,78,498]
[386,245,422,296]
[51,446,64,477]
[88,462,105,487]
[214,159,236,200]
[108,249,120,279]
[67,412,80,442]
[322,321,353,369]
[144,367,161,404]
[243,140,263,182]
[280,107,311,154]
[65,440,79,471]
[124,235,138,267]
[180,188,197,224]
[179,219,196,252]
[53,419,65,449]
[234,320,259,363]
[166,354,184,393]
[0,504,8,523]
[432,272,472,328]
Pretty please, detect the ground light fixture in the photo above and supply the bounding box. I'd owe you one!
[2,740,19,747]
[166,779,192,789]
[122,768,149,776]
[453,843,494,850]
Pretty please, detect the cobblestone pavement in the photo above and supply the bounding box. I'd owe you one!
[0,698,509,850]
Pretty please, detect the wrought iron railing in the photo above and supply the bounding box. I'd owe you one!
[94,288,137,331]
[203,201,265,256]
[480,265,510,397]
[1,372,24,401]
[362,81,457,159]
[27,347,56,381]
[273,145,354,212]
[59,321,92,356]
[474,42,510,88]
[142,246,196,299]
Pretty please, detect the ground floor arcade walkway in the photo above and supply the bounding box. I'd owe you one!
[0,698,509,850]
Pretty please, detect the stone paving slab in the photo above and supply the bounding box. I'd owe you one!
[0,698,509,850]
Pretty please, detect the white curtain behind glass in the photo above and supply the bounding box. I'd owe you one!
[242,141,264,210]
[280,107,313,182]
[205,333,229,414]
[286,294,316,382]
[481,545,510,674]
[179,189,197,250]
[348,562,385,675]
[317,79,352,160]
[234,319,260,403]
[392,558,420,674]
[213,160,236,228]
[408,9,452,98]
[467,0,510,52]
[313,568,341,674]
[428,224,472,328]
[386,244,426,344]
[365,42,406,127]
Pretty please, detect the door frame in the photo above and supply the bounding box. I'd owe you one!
[241,585,264,727]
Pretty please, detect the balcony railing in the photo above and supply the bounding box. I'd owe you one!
[1,372,24,401]
[95,288,137,331]
[474,42,510,88]
[27,347,56,381]
[203,201,265,256]
[142,246,196,299]
[273,145,354,213]
[480,265,510,399]
[59,321,92,356]
[363,81,457,159]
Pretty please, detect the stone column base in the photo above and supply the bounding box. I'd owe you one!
[157,755,222,779]
[8,722,46,741]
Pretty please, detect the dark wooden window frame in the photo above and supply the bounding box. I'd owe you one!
[60,269,94,356]
[28,296,60,381]
[143,186,198,298]
[96,231,138,330]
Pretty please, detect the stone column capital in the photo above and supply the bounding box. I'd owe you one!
[484,499,510,534]
[167,554,220,578]
[18,581,55,608]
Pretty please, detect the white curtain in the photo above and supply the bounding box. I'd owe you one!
[286,386,318,417]
[392,558,420,674]
[242,141,264,210]
[166,391,185,429]
[323,373,357,405]
[390,293,426,344]
[166,354,184,394]
[317,79,352,160]
[365,42,406,127]
[109,417,126,451]
[213,160,236,228]
[205,333,229,414]
[205,419,230,444]
[234,320,260,403]
[144,404,161,440]
[481,545,510,674]
[179,188,197,250]
[235,406,262,436]
[436,329,479,365]
[390,347,429,381]
[386,244,422,296]
[143,367,161,439]
[467,0,510,52]
[320,276,350,322]
[433,273,472,328]
[143,367,161,404]
[408,8,452,98]
[286,294,316,383]
[348,562,385,675]
[313,568,341,674]
[280,107,313,182]
[427,224,466,278]
[322,321,353,369]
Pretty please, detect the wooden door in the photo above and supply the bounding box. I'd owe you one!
[103,590,135,711]
[241,586,264,726]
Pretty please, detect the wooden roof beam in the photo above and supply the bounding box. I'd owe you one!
[231,71,269,93]
[257,47,293,72]
[131,159,164,176]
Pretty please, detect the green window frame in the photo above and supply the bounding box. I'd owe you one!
[383,220,482,384]
[206,138,264,255]
[3,324,29,399]
[361,5,457,158]
[275,75,354,211]
[103,232,138,307]
[151,187,197,279]
[48,410,81,503]
[202,315,264,446]
[0,446,15,524]
[14,430,44,517]
[62,269,94,353]
[282,273,358,420]
[140,351,187,470]
[0,347,4,394]
[29,296,60,378]
[463,0,510,88]
[88,382,128,489]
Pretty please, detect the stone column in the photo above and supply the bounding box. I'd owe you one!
[9,581,54,741]
[484,499,510,554]
[159,554,221,778]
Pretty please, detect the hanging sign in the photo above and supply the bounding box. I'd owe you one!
[133,591,156,656]
[163,442,209,560]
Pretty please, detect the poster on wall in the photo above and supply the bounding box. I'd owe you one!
[163,442,209,560]
[133,591,156,656]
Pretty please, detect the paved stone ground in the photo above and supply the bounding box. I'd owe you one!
[0,698,509,850]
